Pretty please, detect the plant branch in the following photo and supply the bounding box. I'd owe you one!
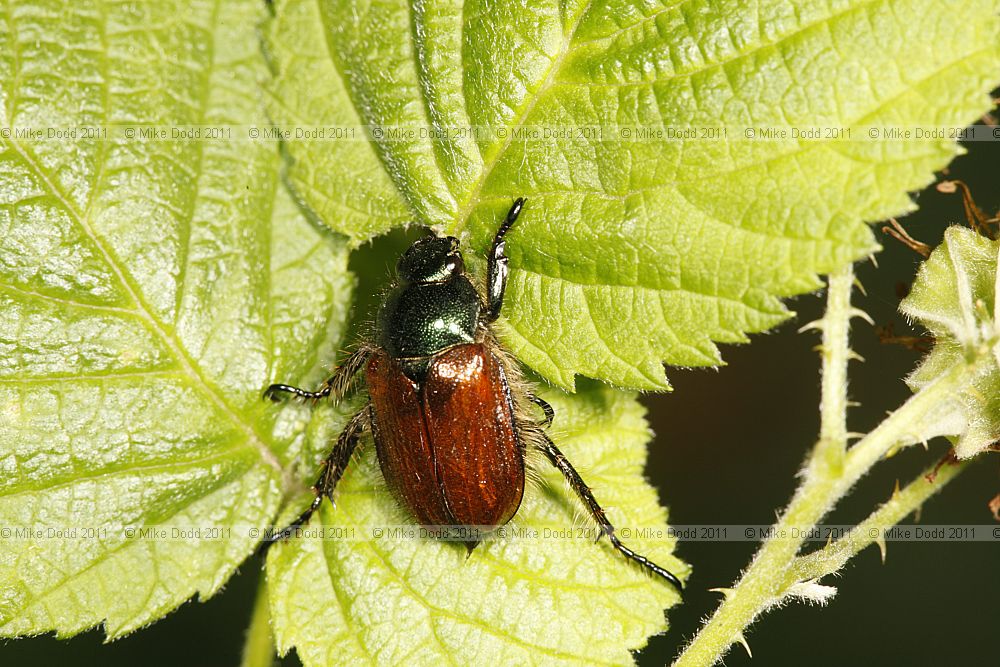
[788,456,968,584]
[840,363,968,483]
[672,264,985,667]
[813,263,854,473]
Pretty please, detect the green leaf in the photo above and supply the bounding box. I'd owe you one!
[267,383,684,666]
[265,0,1000,390]
[1,3,683,660]
[0,1,352,637]
[901,226,1000,458]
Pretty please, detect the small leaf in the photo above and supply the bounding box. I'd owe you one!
[901,226,1000,458]
[267,383,685,666]
[0,1,352,637]
[266,0,1000,390]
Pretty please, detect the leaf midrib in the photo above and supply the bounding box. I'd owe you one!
[441,0,867,239]
[443,0,989,242]
[2,3,286,480]
[445,0,596,237]
[3,138,284,478]
[0,438,249,502]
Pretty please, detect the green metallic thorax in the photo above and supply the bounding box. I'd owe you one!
[376,274,482,365]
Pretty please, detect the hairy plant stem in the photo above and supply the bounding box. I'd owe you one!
[814,264,853,472]
[241,571,275,667]
[788,457,968,584]
[673,264,980,667]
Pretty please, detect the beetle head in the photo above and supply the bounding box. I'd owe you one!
[397,235,464,283]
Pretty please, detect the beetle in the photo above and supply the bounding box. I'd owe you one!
[264,199,682,591]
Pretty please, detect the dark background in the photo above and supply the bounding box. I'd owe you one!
[2,129,997,665]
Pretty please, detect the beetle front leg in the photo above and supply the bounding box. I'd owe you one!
[264,345,373,403]
[537,431,684,592]
[484,198,526,323]
[265,405,371,545]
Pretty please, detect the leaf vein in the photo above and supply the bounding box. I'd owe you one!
[2,138,285,478]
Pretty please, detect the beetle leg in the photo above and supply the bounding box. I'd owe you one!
[528,394,554,429]
[484,198,526,323]
[265,405,370,545]
[264,345,373,403]
[537,431,684,592]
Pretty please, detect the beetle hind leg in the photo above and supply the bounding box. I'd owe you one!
[264,405,371,546]
[528,394,554,429]
[535,430,684,593]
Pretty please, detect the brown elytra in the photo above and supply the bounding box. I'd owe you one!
[367,343,524,532]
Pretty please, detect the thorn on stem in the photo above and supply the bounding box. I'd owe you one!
[736,632,753,658]
[875,535,887,564]
[849,308,875,325]
[798,319,824,334]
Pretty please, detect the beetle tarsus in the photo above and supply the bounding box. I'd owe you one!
[264,383,331,402]
[537,431,684,593]
[609,535,684,591]
[528,394,554,429]
[259,407,370,552]
[264,494,324,545]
